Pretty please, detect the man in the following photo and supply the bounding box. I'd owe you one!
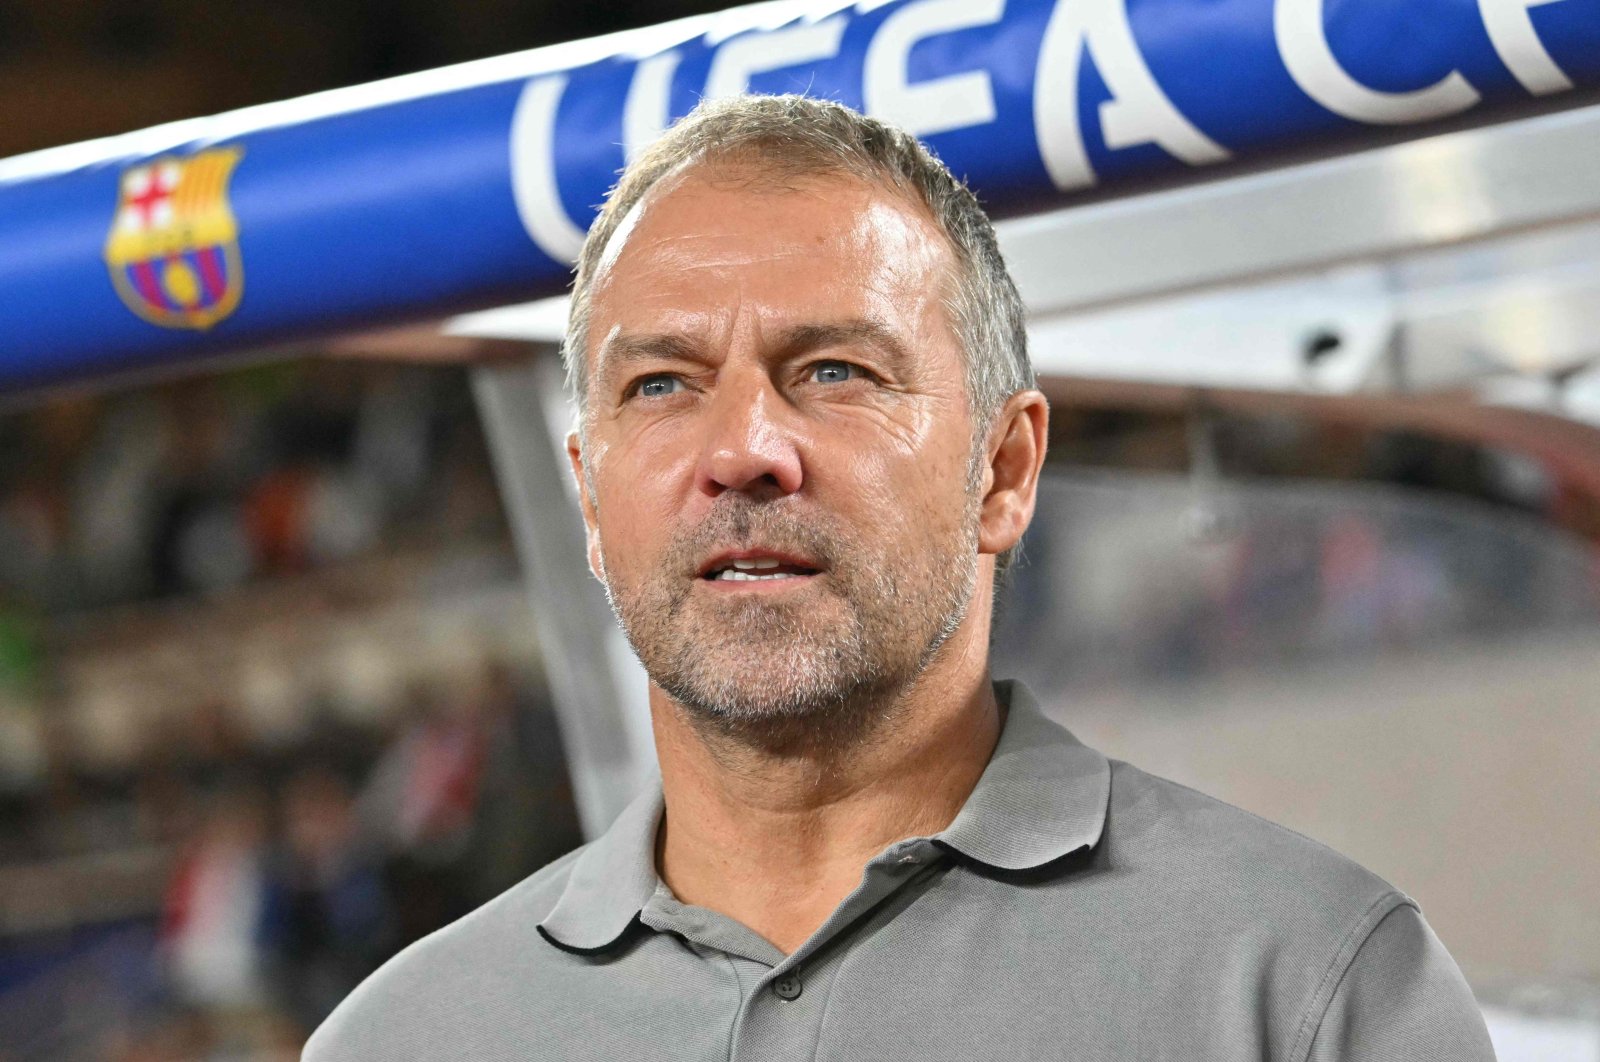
[306,95,1494,1061]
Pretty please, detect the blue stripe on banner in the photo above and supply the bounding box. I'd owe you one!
[0,0,1597,391]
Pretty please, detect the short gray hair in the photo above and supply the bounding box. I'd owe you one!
[563,93,1033,430]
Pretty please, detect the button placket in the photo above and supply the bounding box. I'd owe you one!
[771,973,803,1001]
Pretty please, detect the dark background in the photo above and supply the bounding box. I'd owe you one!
[0,0,734,159]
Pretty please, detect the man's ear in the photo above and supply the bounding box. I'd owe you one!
[566,430,606,583]
[977,390,1049,558]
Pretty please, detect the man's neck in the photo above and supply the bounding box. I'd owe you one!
[649,625,1003,955]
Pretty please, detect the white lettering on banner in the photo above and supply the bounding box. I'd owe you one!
[1034,0,1229,192]
[1479,0,1573,95]
[623,51,683,160]
[1276,0,1481,123]
[510,75,587,264]
[703,16,849,100]
[862,0,1005,138]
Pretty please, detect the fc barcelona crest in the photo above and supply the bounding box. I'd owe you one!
[104,147,244,331]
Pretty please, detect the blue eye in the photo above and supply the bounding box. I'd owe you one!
[636,374,682,398]
[810,360,858,384]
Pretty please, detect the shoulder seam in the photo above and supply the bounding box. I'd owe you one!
[1287,890,1415,1062]
[1113,762,1388,873]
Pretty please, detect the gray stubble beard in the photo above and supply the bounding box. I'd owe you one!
[598,476,982,757]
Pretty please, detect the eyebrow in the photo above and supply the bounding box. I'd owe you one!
[774,319,913,376]
[595,316,914,387]
[591,332,706,396]
[596,331,705,371]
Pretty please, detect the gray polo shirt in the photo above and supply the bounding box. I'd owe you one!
[305,680,1495,1061]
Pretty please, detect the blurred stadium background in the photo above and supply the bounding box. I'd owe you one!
[1,2,1598,1059]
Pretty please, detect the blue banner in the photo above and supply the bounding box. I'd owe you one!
[0,0,1596,390]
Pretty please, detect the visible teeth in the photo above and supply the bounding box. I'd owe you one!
[715,569,800,581]
[731,558,781,570]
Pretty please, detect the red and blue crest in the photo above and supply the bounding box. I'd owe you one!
[104,148,244,330]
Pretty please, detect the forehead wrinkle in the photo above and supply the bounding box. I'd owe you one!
[614,169,912,277]
[589,169,962,395]
[624,230,826,276]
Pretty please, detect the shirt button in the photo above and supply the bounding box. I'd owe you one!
[772,975,803,1001]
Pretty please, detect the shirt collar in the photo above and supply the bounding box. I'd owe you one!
[932,679,1110,871]
[537,679,1110,954]
[537,784,663,954]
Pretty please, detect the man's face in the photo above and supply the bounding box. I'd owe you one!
[573,163,984,736]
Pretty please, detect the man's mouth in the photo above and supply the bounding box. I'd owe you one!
[699,551,822,583]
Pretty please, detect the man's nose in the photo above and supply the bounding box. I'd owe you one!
[694,375,804,500]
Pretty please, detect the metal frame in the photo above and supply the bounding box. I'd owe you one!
[471,351,656,837]
[1003,101,1600,319]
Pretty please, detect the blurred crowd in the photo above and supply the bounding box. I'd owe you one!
[0,361,580,1060]
[0,361,502,621]
[0,657,580,1061]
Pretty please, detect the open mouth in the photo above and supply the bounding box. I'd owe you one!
[699,553,822,583]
